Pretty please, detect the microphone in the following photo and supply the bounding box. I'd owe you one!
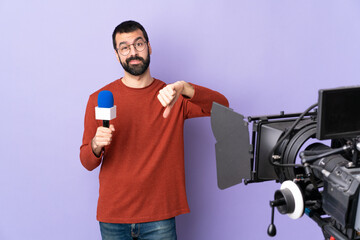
[95,90,116,128]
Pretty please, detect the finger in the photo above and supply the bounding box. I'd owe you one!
[164,86,177,100]
[159,89,173,104]
[95,130,113,140]
[165,93,179,111]
[95,135,112,142]
[157,93,168,107]
[96,141,111,147]
[109,124,115,132]
[164,85,176,97]
[163,106,171,118]
[95,137,112,146]
[96,132,112,140]
[164,91,176,104]
[97,126,113,134]
[97,135,112,141]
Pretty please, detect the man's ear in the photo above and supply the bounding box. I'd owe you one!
[148,42,152,55]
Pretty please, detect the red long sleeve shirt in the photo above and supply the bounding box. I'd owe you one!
[80,78,229,223]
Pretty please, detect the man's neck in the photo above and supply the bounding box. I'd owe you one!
[122,70,153,88]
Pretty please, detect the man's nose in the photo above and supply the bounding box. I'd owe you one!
[129,44,137,56]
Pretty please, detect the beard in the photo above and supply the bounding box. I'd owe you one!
[120,50,150,76]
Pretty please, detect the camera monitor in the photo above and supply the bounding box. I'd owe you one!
[317,86,360,140]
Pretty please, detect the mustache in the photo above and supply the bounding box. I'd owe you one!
[126,56,145,64]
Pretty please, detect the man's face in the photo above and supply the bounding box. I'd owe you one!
[115,29,151,76]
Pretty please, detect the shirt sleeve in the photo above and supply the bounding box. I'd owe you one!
[183,83,229,119]
[79,95,103,171]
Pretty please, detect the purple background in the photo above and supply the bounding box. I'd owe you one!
[1,1,360,239]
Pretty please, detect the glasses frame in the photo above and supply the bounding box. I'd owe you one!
[117,39,148,56]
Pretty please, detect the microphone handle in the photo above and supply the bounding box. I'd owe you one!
[103,120,109,128]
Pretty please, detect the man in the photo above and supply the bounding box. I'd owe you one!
[80,20,229,240]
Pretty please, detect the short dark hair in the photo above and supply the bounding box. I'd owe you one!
[112,20,149,50]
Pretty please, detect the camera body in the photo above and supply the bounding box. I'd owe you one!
[211,86,360,240]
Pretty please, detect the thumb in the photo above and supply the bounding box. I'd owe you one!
[163,106,172,118]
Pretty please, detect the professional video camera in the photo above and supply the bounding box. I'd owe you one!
[211,86,360,240]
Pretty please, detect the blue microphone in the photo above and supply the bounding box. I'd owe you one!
[95,90,117,127]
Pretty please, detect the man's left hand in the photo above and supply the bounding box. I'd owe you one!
[157,81,194,118]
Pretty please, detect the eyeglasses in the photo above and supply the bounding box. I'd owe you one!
[117,39,148,56]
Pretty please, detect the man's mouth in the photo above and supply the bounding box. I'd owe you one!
[127,56,144,65]
[129,59,142,65]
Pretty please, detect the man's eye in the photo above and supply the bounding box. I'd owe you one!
[120,46,128,51]
[136,42,143,47]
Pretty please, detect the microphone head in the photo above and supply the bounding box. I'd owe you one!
[98,90,114,108]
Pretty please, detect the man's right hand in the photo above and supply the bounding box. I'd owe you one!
[91,124,115,157]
